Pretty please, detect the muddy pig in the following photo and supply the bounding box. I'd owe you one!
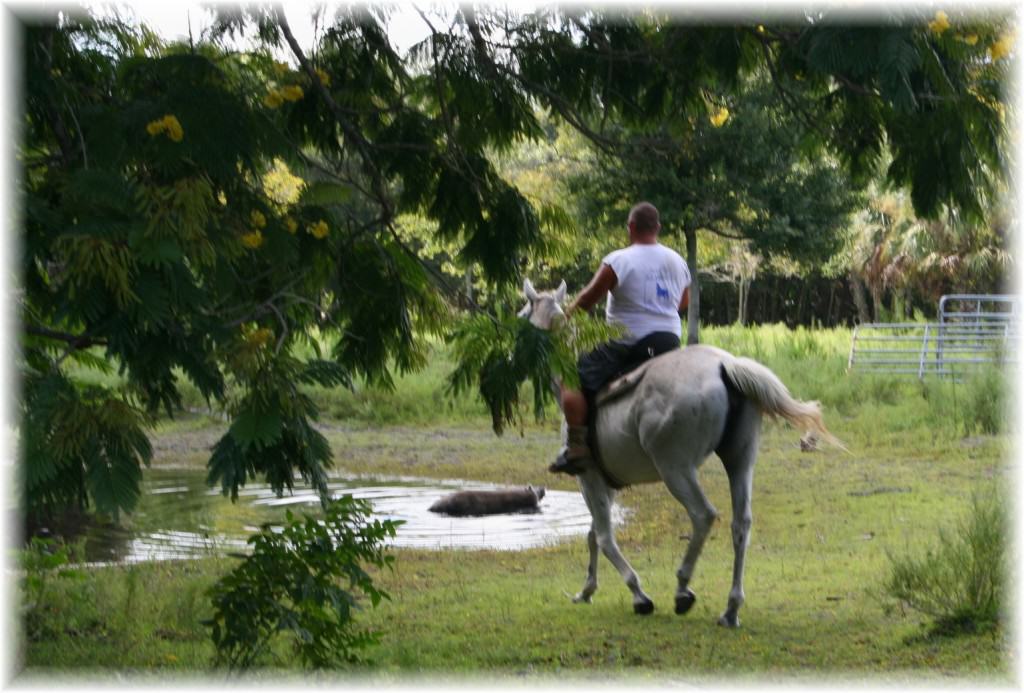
[428,485,546,516]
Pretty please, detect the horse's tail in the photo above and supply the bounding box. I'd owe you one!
[720,355,847,451]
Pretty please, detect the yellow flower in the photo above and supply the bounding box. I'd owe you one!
[262,158,306,205]
[250,210,267,228]
[240,230,264,249]
[146,115,184,142]
[273,60,289,76]
[960,34,979,45]
[251,327,274,346]
[285,217,298,234]
[988,32,1014,62]
[709,107,730,127]
[163,115,184,142]
[263,90,284,108]
[315,68,331,86]
[217,191,228,206]
[308,220,329,239]
[280,85,304,102]
[928,11,950,36]
[756,25,765,34]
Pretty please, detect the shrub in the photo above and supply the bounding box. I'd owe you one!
[961,366,1008,435]
[919,366,1009,437]
[884,489,1007,635]
[19,537,84,640]
[205,496,402,670]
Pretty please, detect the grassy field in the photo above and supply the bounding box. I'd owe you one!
[17,324,1014,684]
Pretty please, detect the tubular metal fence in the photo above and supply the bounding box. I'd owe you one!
[847,294,1018,380]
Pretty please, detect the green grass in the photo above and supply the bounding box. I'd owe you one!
[21,324,1013,682]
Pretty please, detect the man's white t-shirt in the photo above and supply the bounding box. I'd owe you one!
[602,243,691,344]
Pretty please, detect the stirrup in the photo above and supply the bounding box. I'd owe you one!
[549,449,590,476]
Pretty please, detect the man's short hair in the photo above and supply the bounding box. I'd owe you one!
[629,202,660,233]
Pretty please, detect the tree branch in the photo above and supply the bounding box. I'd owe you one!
[26,325,107,349]
[275,7,395,224]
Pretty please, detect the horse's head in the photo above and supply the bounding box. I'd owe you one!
[518,278,567,331]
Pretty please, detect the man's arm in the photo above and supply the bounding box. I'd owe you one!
[567,264,617,316]
[678,286,690,313]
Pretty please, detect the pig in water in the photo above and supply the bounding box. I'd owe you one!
[428,485,546,517]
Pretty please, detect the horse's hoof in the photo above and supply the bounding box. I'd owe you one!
[675,589,696,615]
[572,593,592,604]
[717,612,740,628]
[633,600,655,615]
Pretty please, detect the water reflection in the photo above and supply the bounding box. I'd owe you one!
[80,470,624,564]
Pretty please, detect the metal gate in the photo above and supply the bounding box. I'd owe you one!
[847,294,1018,379]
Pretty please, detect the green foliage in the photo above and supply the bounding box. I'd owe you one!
[19,537,85,641]
[884,489,1007,635]
[919,366,1008,437]
[777,16,1011,222]
[205,496,402,670]
[569,76,862,266]
[448,309,617,434]
[21,369,153,521]
[961,366,1007,436]
[208,351,347,500]
[20,538,82,607]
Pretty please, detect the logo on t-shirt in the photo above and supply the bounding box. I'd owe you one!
[656,282,670,302]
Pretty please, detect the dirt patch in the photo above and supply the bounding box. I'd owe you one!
[847,486,913,497]
[149,428,225,467]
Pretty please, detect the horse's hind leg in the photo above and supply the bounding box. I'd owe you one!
[716,405,761,628]
[657,462,718,617]
[572,524,599,603]
[578,473,654,614]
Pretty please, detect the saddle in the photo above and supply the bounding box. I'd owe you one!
[594,357,657,407]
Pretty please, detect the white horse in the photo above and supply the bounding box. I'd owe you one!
[520,279,839,627]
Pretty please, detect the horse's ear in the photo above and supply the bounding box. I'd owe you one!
[523,278,539,302]
[555,279,567,304]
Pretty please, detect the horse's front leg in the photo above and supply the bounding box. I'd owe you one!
[578,472,654,614]
[572,524,598,603]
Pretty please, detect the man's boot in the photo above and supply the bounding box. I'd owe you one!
[549,425,591,475]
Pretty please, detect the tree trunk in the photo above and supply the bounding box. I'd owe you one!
[848,273,871,324]
[685,228,699,345]
[796,282,807,327]
[737,278,750,325]
[736,280,742,325]
[769,277,779,323]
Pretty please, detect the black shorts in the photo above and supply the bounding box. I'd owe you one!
[577,331,681,402]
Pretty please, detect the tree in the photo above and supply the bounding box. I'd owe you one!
[845,184,1013,321]
[18,6,549,521]
[566,76,862,341]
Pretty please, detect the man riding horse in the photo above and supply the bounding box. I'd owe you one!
[519,262,838,626]
[552,201,691,476]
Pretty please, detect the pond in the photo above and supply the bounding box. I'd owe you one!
[76,469,625,565]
